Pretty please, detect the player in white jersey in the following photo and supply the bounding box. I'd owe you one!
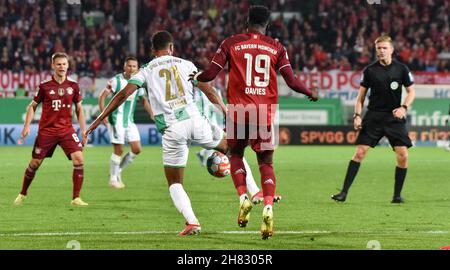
[85,31,228,236]
[98,57,154,189]
[194,89,281,204]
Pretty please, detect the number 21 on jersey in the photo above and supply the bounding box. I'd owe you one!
[159,65,185,101]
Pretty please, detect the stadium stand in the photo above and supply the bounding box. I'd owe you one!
[0,0,448,77]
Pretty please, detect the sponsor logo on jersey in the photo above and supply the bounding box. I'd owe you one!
[58,88,65,96]
[234,168,246,175]
[67,87,73,95]
[52,99,62,111]
[49,90,55,95]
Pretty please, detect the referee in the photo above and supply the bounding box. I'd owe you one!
[332,35,415,203]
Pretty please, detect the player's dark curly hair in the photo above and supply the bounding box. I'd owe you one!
[248,5,270,28]
[152,30,174,51]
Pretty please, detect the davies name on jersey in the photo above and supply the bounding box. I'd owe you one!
[245,87,266,95]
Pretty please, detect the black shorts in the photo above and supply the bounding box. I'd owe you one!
[355,110,412,148]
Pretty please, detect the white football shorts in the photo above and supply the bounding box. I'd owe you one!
[107,122,141,144]
[162,116,224,167]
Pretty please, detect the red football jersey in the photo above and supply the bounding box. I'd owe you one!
[33,77,82,136]
[211,30,290,124]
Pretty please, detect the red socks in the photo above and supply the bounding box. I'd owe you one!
[229,155,247,196]
[259,163,276,206]
[20,166,36,196]
[72,165,84,199]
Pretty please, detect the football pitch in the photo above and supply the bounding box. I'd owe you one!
[1,145,450,250]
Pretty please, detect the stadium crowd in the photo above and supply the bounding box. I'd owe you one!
[0,0,448,77]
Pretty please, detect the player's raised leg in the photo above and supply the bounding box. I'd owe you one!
[332,145,368,202]
[392,146,408,203]
[70,151,88,206]
[14,158,43,205]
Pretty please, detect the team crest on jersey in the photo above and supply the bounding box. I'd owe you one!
[390,81,399,90]
[58,88,65,96]
[67,87,73,95]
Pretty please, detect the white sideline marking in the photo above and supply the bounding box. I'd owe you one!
[0,230,448,237]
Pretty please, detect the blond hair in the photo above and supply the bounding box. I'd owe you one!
[374,35,393,46]
[51,52,69,63]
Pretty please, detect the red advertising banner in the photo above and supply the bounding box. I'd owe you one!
[0,71,53,92]
[413,72,450,84]
[1,70,448,100]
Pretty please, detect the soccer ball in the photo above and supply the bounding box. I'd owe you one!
[206,151,230,178]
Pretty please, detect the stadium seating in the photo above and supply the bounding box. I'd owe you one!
[0,0,448,77]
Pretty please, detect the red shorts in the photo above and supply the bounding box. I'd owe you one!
[226,122,274,153]
[32,130,83,160]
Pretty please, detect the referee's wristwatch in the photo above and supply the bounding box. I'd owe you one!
[401,104,408,110]
[353,113,361,119]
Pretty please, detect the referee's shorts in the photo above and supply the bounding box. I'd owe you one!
[355,110,412,148]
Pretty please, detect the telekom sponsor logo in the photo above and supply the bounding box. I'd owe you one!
[52,100,62,111]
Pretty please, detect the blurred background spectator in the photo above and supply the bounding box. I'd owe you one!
[0,0,448,75]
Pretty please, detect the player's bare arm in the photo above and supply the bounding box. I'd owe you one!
[142,96,154,121]
[393,85,415,119]
[354,86,368,130]
[98,87,112,126]
[75,101,87,145]
[197,81,227,116]
[279,65,319,101]
[85,83,138,137]
[18,101,38,145]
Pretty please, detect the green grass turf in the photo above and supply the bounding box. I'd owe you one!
[1,145,450,250]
